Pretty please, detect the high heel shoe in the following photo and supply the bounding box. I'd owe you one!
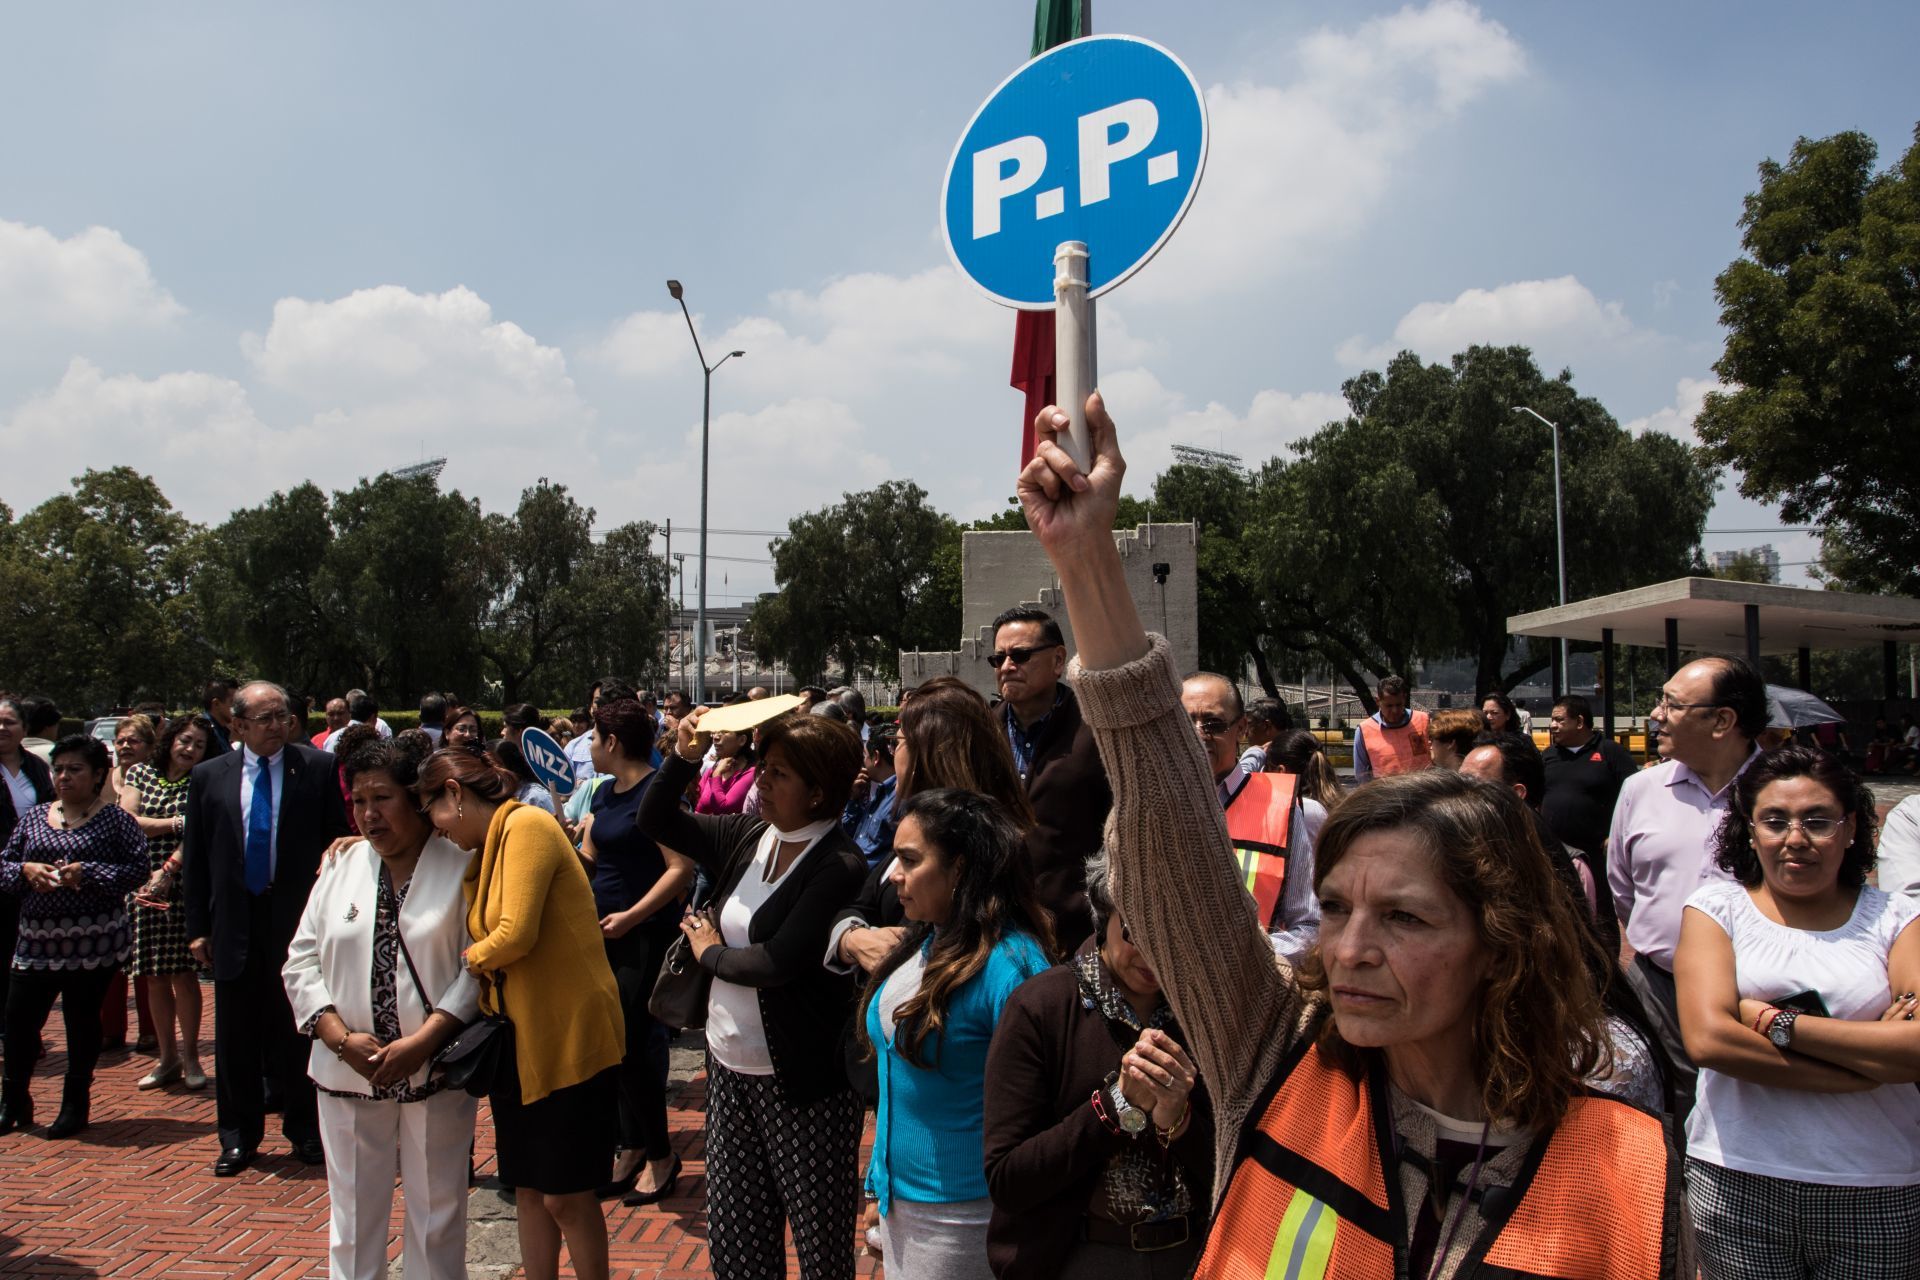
[622,1153,683,1207]
[45,1078,89,1139]
[596,1152,642,1201]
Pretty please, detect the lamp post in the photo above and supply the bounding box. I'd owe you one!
[667,279,744,704]
[1512,405,1570,687]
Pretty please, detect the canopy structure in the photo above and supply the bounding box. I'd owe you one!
[1507,576,1920,735]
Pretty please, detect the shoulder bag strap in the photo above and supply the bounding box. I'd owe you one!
[383,864,433,1016]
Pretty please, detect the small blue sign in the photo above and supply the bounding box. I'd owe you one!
[519,727,574,799]
[942,35,1207,310]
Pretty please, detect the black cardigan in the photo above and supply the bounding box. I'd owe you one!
[639,751,868,1107]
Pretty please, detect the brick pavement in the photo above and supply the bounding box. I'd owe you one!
[0,1004,879,1279]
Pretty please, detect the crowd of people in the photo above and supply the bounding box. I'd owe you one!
[1,397,1919,1280]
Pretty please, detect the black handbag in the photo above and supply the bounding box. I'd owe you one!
[409,929,511,1099]
[648,923,713,1032]
[433,1009,513,1098]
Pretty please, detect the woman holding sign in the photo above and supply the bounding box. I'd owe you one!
[1013,395,1687,1279]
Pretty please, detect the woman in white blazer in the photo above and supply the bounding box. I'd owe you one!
[283,733,480,1280]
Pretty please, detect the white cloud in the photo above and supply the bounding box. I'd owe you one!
[1625,375,1725,442]
[1136,1,1526,300]
[1335,275,1642,366]
[1099,366,1347,482]
[0,220,184,332]
[0,358,267,515]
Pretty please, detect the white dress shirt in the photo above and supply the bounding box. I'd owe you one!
[240,746,286,880]
[3,762,36,815]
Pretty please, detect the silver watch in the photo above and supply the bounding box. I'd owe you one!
[1767,1008,1801,1048]
[1109,1081,1148,1135]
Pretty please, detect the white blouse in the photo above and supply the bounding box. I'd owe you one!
[1684,879,1920,1186]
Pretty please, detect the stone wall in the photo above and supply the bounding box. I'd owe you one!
[899,523,1200,698]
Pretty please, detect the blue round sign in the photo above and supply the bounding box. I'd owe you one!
[518,727,574,799]
[942,35,1207,310]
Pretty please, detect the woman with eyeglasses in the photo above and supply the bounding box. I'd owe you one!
[120,714,214,1090]
[442,706,484,753]
[1675,745,1920,1278]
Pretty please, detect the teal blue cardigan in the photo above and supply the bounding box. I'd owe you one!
[865,930,1050,1212]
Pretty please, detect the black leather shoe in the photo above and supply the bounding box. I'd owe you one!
[45,1106,88,1139]
[621,1154,683,1207]
[213,1147,255,1177]
[293,1138,326,1165]
[0,1097,33,1136]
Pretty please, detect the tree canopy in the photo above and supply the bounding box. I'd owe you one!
[1696,124,1920,595]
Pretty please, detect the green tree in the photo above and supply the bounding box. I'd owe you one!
[1696,125,1920,595]
[1250,347,1715,709]
[1712,550,1776,584]
[195,483,351,698]
[6,468,207,707]
[753,481,956,683]
[328,474,489,702]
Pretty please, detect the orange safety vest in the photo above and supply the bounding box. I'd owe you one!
[1225,771,1296,929]
[1199,1034,1678,1279]
[1357,710,1431,777]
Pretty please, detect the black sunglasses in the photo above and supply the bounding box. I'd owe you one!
[987,645,1058,669]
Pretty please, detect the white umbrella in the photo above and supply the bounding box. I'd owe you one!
[1766,684,1846,730]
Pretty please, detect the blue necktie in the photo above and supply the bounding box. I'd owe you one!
[245,758,273,895]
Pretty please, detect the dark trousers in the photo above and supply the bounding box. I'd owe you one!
[1627,952,1698,1125]
[4,964,118,1094]
[0,898,17,1031]
[213,896,316,1153]
[606,924,674,1160]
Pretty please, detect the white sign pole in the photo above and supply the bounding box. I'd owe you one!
[1052,240,1096,472]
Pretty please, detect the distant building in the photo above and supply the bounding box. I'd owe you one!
[1710,544,1781,584]
[900,523,1199,699]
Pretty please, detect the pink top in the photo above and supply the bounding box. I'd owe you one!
[696,764,756,815]
[1607,750,1759,969]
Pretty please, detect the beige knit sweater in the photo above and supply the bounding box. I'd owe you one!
[1070,634,1689,1278]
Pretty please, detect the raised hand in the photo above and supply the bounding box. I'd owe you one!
[1017,392,1125,559]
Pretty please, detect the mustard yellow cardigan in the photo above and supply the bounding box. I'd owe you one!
[465,801,623,1104]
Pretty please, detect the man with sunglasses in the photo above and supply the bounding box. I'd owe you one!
[991,606,1111,949]
[1607,654,1768,1121]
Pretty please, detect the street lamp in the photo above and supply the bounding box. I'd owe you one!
[667,279,744,703]
[1512,405,1570,688]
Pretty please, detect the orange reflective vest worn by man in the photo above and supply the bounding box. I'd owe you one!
[1353,675,1431,782]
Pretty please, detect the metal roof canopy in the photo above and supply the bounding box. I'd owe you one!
[1508,577,1920,654]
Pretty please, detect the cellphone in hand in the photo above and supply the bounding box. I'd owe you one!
[1774,989,1831,1017]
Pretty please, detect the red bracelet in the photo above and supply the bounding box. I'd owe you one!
[1754,1007,1780,1036]
[1090,1088,1122,1137]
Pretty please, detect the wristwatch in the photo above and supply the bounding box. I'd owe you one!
[1766,1008,1801,1048]
[1109,1081,1148,1135]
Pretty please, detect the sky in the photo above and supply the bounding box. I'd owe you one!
[3,2,1916,607]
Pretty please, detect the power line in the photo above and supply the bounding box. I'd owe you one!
[1704,527,1814,534]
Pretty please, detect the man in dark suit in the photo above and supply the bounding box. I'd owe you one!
[182,680,349,1176]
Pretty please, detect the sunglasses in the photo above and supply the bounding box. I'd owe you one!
[987,645,1058,669]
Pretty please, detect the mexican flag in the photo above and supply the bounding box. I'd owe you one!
[1009,0,1090,466]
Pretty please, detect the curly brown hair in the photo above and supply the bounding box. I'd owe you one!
[1293,769,1609,1132]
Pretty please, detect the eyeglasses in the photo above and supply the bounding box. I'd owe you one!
[987,645,1057,669]
[1754,815,1844,841]
[1651,693,1724,714]
[1188,715,1234,738]
[235,710,292,726]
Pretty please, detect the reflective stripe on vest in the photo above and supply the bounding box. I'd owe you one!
[1226,771,1296,929]
[1199,1038,1675,1279]
[1357,709,1431,777]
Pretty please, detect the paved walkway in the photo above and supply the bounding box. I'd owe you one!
[0,1018,876,1279]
